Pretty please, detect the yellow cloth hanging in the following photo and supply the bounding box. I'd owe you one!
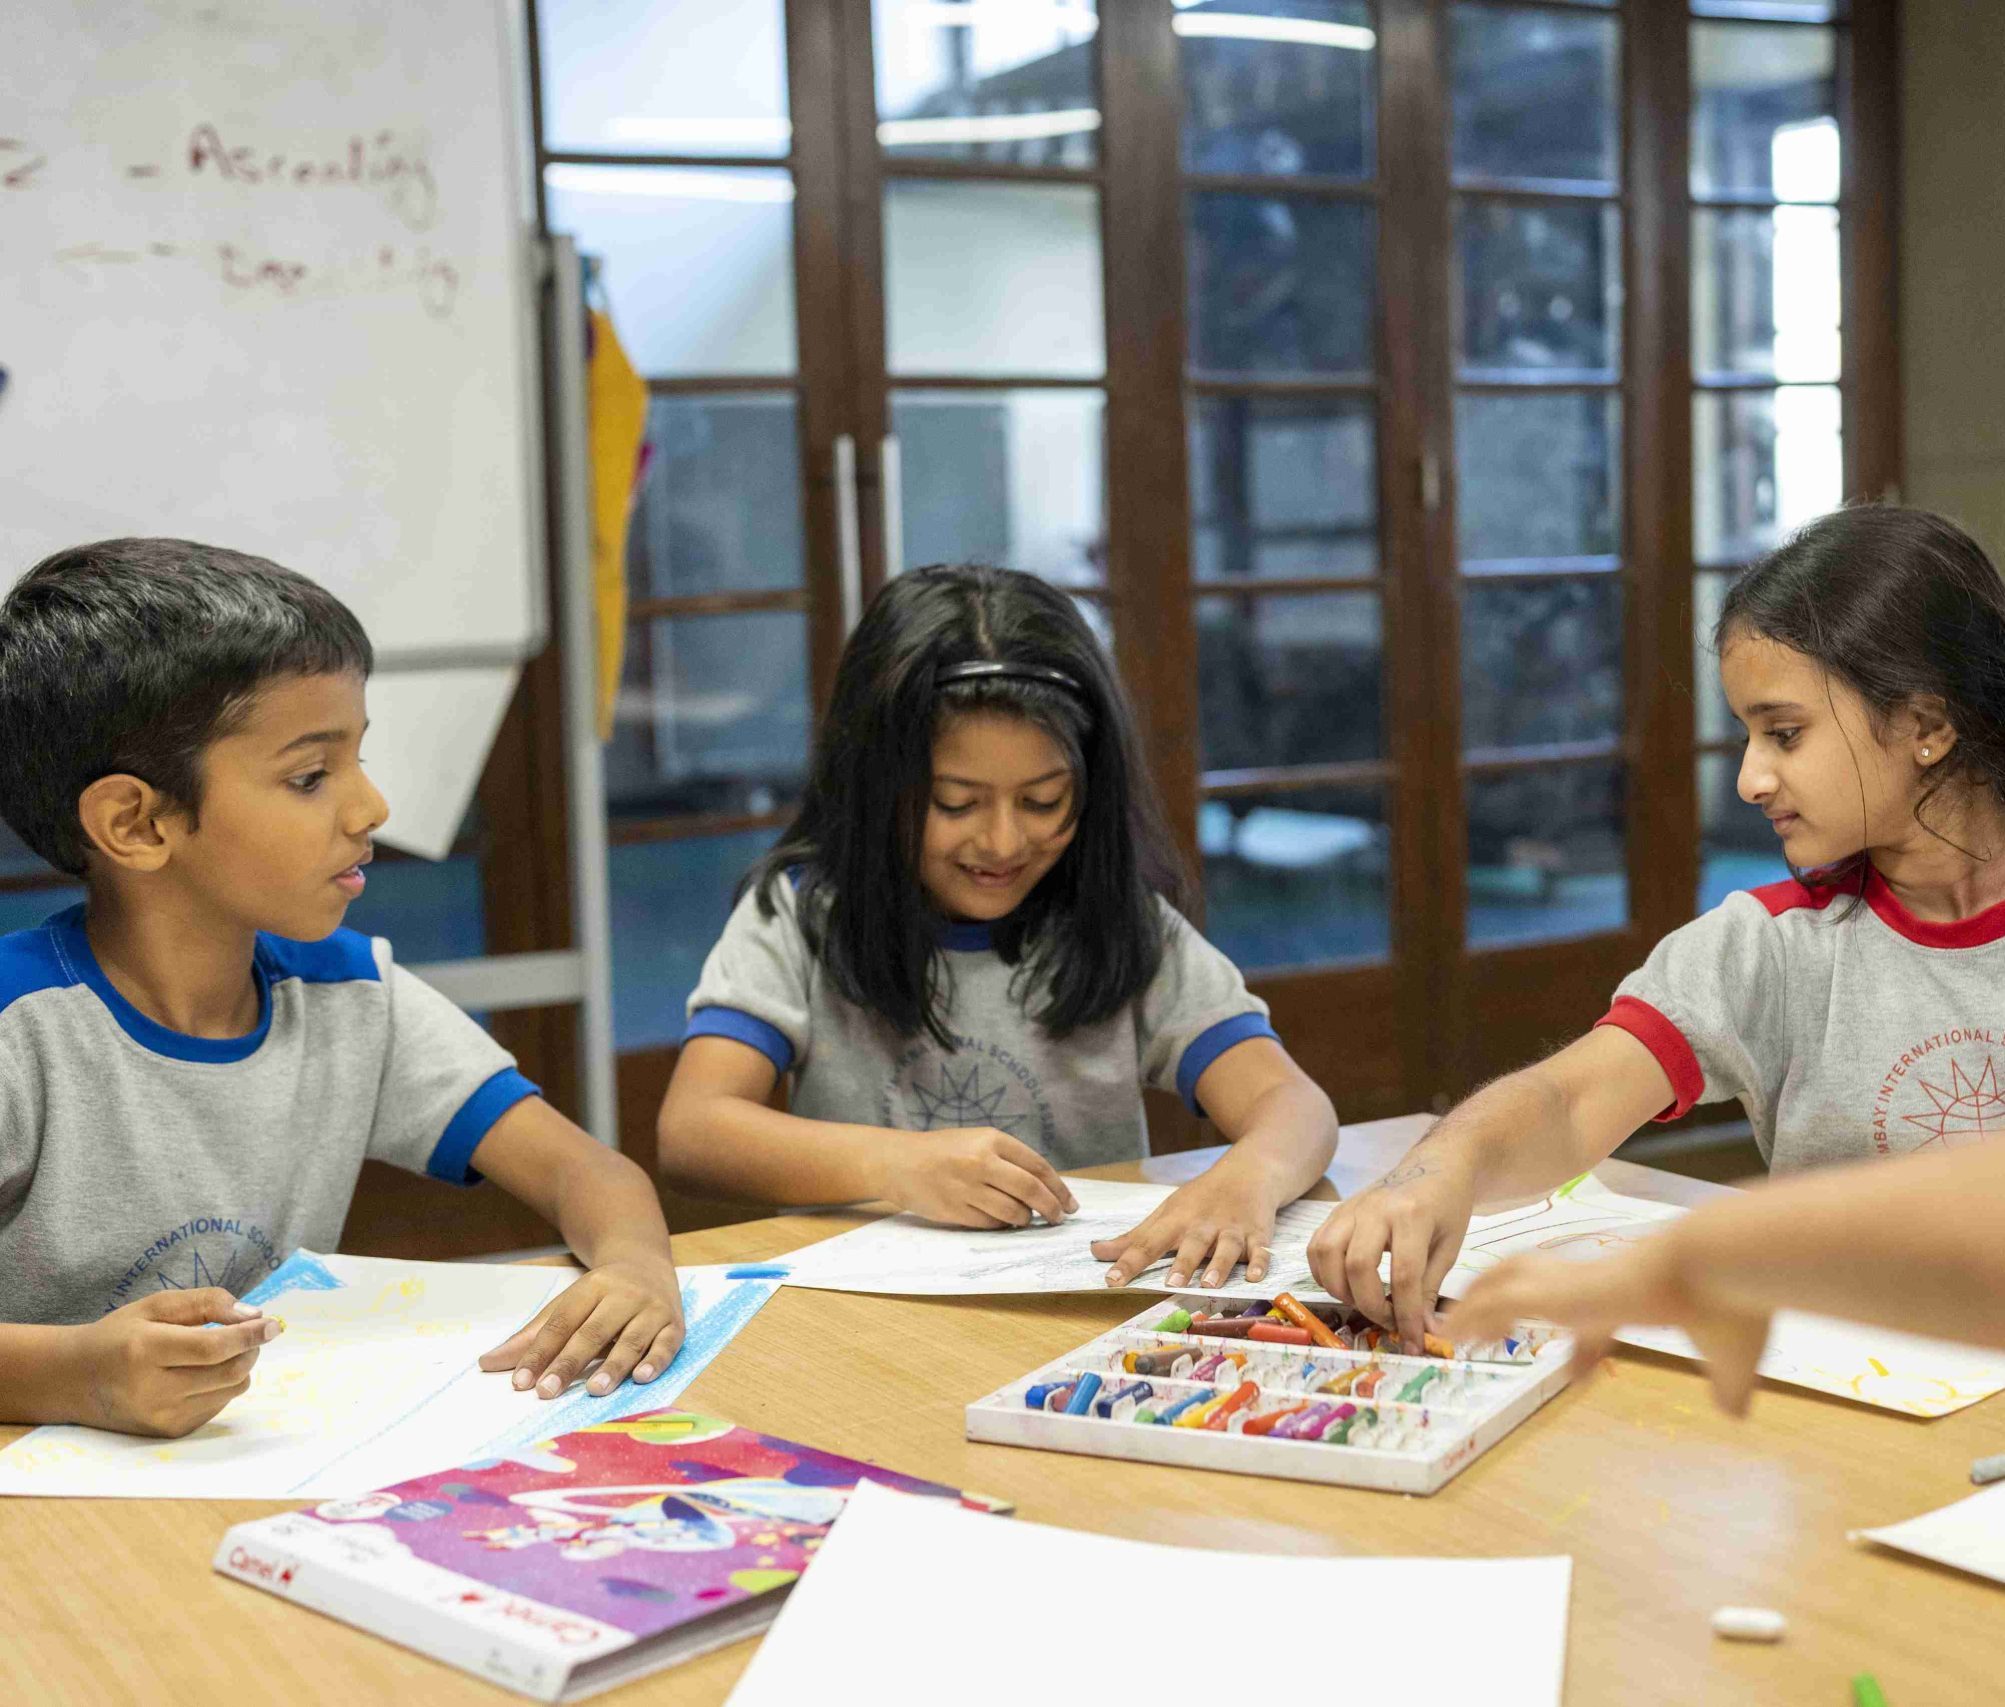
[585,305,648,741]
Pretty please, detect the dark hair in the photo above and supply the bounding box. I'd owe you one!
[1715,505,2005,888]
[0,537,374,875]
[747,564,1188,1046]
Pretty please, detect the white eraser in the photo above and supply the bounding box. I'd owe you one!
[1711,1606,1787,1642]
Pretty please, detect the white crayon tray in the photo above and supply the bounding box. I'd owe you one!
[965,1294,1573,1495]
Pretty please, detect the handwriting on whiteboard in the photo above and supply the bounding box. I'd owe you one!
[185,122,439,232]
[6,123,461,319]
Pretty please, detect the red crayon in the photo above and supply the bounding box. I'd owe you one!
[1248,1321,1313,1346]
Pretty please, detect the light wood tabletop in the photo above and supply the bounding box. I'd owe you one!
[3,1115,1998,1705]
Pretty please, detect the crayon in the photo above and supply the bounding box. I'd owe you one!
[1971,1452,2005,1486]
[1852,1675,1890,1707]
[1125,1348,1196,1376]
[1273,1292,1342,1349]
[1242,1402,1311,1437]
[1422,1333,1455,1359]
[1025,1381,1069,1409]
[1201,1380,1262,1431]
[1153,1390,1214,1426]
[1248,1322,1313,1346]
[1154,1309,1194,1333]
[1320,1366,1364,1396]
[1313,1403,1359,1441]
[1399,1367,1442,1403]
[1097,1380,1153,1418]
[1065,1373,1104,1416]
[1044,1382,1079,1412]
[1185,1316,1261,1339]
[1274,1403,1336,1440]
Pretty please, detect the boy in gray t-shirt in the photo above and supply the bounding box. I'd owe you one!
[0,539,682,1438]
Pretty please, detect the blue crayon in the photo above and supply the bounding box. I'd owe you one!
[1065,1373,1104,1416]
[1025,1381,1069,1410]
[1096,1380,1153,1418]
[1152,1389,1214,1426]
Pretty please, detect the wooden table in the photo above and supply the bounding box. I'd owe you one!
[4,1116,1999,1704]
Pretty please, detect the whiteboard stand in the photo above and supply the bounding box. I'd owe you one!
[406,235,617,1150]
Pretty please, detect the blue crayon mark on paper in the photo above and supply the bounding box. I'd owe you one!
[725,1265,789,1280]
[469,1274,780,1459]
[241,1249,345,1307]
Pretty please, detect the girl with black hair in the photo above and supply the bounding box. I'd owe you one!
[1309,505,2005,1351]
[659,565,1339,1292]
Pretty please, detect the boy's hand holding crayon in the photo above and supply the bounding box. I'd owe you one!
[66,1290,283,1438]
[880,1128,1081,1230]
[480,1251,686,1400]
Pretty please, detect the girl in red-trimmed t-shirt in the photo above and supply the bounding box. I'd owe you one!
[1308,505,2005,1350]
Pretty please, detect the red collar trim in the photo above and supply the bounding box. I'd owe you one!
[1863,868,2005,948]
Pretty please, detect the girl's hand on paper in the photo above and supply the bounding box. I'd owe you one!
[71,1290,281,1437]
[1092,1163,1280,1290]
[1444,1235,1771,1416]
[1307,1155,1476,1352]
[881,1128,1080,1230]
[481,1252,686,1400]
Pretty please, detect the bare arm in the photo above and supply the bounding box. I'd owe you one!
[1448,1138,2005,1413]
[1403,1026,1676,1204]
[1309,1026,1675,1347]
[0,1322,89,1426]
[658,1037,901,1207]
[658,1037,1075,1228]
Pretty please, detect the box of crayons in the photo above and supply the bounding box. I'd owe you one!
[964,1292,1573,1495]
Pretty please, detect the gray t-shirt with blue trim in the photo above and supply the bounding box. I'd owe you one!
[686,883,1276,1171]
[0,905,535,1325]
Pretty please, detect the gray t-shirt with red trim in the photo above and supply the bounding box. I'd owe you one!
[685,882,1276,1171]
[0,905,536,1325]
[1599,872,2005,1172]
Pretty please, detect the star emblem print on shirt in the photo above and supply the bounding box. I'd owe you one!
[1902,1054,2005,1148]
[909,1063,1023,1135]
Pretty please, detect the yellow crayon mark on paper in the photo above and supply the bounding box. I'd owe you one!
[1868,1357,1889,1377]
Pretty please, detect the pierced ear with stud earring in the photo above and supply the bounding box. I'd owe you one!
[1922,747,1933,761]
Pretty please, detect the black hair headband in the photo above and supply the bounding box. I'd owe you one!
[935,659,1085,697]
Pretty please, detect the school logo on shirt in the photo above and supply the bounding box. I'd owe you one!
[1870,1034,2005,1155]
[884,1034,1058,1148]
[101,1216,283,1316]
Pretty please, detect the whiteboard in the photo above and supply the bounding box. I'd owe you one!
[0,0,545,668]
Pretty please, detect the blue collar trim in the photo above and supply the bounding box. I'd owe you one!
[938,919,995,952]
[53,905,274,1064]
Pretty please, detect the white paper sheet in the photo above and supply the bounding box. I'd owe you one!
[778,1177,1332,1299]
[0,1252,777,1499]
[728,1479,1572,1707]
[1852,1482,2005,1586]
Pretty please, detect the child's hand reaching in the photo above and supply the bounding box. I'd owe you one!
[882,1128,1080,1229]
[1091,1160,1284,1290]
[480,1252,686,1400]
[70,1290,282,1437]
[1444,1233,1772,1416]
